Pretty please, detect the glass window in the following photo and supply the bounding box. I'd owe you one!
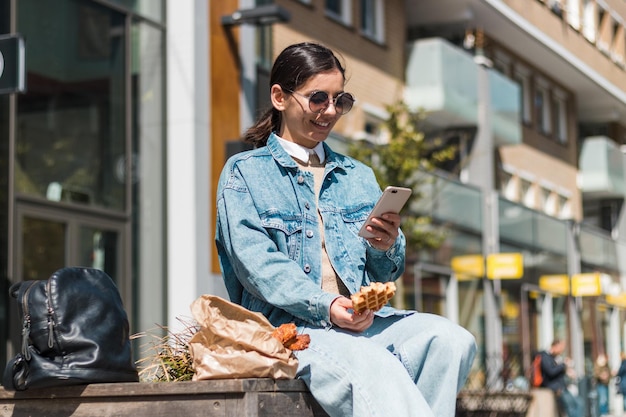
[534,83,551,135]
[458,278,485,390]
[16,0,127,211]
[500,170,518,201]
[521,178,535,208]
[552,92,568,143]
[78,226,118,278]
[541,187,557,216]
[499,198,534,247]
[566,0,581,30]
[597,8,612,54]
[513,69,531,124]
[132,19,167,332]
[108,0,164,23]
[361,0,384,43]
[582,0,596,42]
[326,0,351,24]
[326,0,341,15]
[21,216,66,281]
[559,194,572,219]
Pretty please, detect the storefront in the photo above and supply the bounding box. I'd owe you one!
[415,170,626,407]
[0,0,166,369]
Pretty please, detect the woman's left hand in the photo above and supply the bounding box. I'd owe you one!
[364,212,401,251]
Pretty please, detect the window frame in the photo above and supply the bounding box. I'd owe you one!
[534,78,551,135]
[513,65,531,125]
[325,0,352,26]
[551,88,568,144]
[360,0,384,43]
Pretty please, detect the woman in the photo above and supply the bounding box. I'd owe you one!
[215,42,476,417]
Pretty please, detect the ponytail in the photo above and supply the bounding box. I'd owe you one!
[243,107,281,147]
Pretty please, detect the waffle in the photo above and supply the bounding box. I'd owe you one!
[350,282,396,314]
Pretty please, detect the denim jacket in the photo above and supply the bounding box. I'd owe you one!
[216,133,407,328]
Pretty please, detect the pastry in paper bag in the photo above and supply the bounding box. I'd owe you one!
[189,295,298,380]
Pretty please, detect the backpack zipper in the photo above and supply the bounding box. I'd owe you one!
[46,278,55,348]
[20,281,38,361]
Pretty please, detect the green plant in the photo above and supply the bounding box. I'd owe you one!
[348,100,455,251]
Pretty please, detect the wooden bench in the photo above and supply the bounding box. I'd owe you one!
[0,378,330,417]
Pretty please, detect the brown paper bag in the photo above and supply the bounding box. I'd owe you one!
[189,295,298,380]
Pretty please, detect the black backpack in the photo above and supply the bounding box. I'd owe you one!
[2,267,139,390]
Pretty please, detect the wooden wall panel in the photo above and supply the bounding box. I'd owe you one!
[210,0,240,273]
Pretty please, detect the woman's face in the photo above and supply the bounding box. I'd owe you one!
[272,69,345,148]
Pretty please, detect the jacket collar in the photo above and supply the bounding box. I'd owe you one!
[266,132,355,171]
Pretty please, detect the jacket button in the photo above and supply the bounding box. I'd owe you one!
[303,264,311,273]
[306,230,314,238]
[297,176,305,184]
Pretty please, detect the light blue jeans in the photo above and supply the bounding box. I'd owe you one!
[294,312,477,417]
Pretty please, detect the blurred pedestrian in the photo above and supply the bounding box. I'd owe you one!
[593,353,611,416]
[540,339,583,417]
[616,352,626,411]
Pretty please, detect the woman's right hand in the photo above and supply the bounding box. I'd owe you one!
[329,296,374,332]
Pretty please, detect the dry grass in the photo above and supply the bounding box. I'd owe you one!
[133,317,199,382]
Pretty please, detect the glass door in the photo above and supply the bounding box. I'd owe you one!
[7,202,128,358]
[15,203,126,287]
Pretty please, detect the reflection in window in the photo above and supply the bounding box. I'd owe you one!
[16,0,127,211]
[78,227,118,280]
[22,217,65,281]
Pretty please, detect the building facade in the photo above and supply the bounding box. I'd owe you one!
[2,1,626,415]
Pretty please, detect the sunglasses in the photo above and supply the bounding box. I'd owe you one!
[285,89,355,115]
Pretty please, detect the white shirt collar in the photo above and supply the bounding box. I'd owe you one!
[276,135,326,163]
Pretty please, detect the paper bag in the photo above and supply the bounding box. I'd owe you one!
[189,295,298,380]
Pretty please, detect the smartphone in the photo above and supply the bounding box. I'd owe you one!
[358,186,412,238]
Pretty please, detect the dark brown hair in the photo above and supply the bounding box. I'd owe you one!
[243,42,347,147]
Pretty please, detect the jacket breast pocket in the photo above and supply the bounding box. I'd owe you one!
[340,204,372,236]
[260,210,303,261]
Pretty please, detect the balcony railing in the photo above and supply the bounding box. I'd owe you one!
[405,38,521,146]
[579,136,626,199]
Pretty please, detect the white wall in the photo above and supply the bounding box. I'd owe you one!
[166,0,226,332]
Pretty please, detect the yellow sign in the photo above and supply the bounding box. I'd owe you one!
[451,255,484,280]
[606,293,626,308]
[487,253,523,279]
[539,275,570,295]
[571,273,602,296]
